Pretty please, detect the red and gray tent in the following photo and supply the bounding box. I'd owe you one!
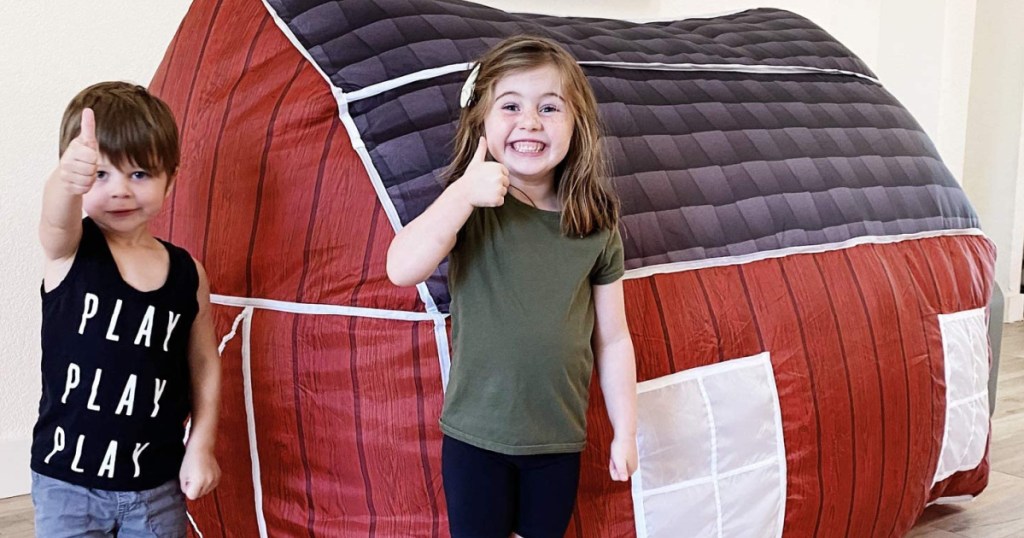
[151,0,996,536]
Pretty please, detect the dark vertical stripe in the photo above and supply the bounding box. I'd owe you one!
[914,241,944,307]
[411,325,441,538]
[168,0,225,241]
[646,277,675,372]
[346,204,383,534]
[573,513,583,538]
[154,24,182,95]
[351,203,382,304]
[841,251,887,535]
[245,59,306,296]
[348,316,377,535]
[777,259,825,536]
[289,313,316,538]
[736,265,765,350]
[906,241,940,502]
[297,118,340,304]
[811,256,856,537]
[917,237,954,311]
[694,271,724,362]
[201,15,271,262]
[288,107,341,538]
[870,246,914,536]
[236,57,315,535]
[946,237,967,312]
[213,490,226,538]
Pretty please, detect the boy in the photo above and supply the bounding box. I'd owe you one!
[31,81,220,537]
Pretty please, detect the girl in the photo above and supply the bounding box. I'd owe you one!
[387,36,637,537]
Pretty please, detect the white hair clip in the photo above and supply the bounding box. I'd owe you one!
[459,63,481,109]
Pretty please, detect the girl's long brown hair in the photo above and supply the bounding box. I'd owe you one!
[444,36,619,237]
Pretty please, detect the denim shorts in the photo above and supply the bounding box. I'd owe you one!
[30,471,187,537]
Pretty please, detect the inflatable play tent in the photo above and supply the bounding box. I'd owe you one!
[150,0,996,536]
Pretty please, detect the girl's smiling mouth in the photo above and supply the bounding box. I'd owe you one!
[509,140,547,154]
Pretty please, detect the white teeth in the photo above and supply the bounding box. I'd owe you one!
[511,141,544,153]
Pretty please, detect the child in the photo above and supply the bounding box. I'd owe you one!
[387,36,637,537]
[31,82,221,537]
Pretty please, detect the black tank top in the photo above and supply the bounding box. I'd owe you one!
[31,218,199,491]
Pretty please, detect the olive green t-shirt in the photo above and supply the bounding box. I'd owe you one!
[440,194,624,455]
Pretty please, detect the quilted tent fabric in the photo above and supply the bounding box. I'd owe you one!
[265,0,977,311]
[148,0,995,536]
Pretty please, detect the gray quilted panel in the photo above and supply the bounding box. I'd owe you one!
[265,0,978,311]
[269,1,877,91]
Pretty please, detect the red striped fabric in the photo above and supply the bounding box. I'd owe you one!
[246,312,445,537]
[572,236,994,537]
[185,307,260,537]
[150,0,421,312]
[150,0,997,535]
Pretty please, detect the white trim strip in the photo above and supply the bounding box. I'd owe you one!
[334,97,404,226]
[641,457,777,498]
[624,228,988,280]
[186,510,204,538]
[949,391,988,408]
[765,357,787,538]
[434,317,452,391]
[260,0,335,85]
[956,311,986,475]
[185,310,247,445]
[939,307,988,322]
[347,62,473,102]
[344,59,878,105]
[259,3,400,227]
[698,377,724,538]
[577,60,880,84]
[624,7,757,23]
[465,6,754,24]
[240,307,268,538]
[334,85,442,318]
[632,463,649,538]
[927,494,976,506]
[211,294,446,322]
[637,352,771,393]
[258,0,441,318]
[218,309,247,354]
[211,295,452,392]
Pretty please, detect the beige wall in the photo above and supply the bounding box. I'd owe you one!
[0,1,192,497]
[961,0,1024,321]
[1,0,1010,497]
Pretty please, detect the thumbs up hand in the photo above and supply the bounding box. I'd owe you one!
[456,137,509,207]
[58,108,100,195]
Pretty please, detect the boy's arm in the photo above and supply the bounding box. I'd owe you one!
[386,137,507,287]
[40,108,98,263]
[179,259,222,500]
[593,278,638,482]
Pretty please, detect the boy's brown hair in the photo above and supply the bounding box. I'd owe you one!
[445,35,619,237]
[59,81,180,180]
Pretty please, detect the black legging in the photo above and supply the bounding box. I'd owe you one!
[442,435,582,538]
